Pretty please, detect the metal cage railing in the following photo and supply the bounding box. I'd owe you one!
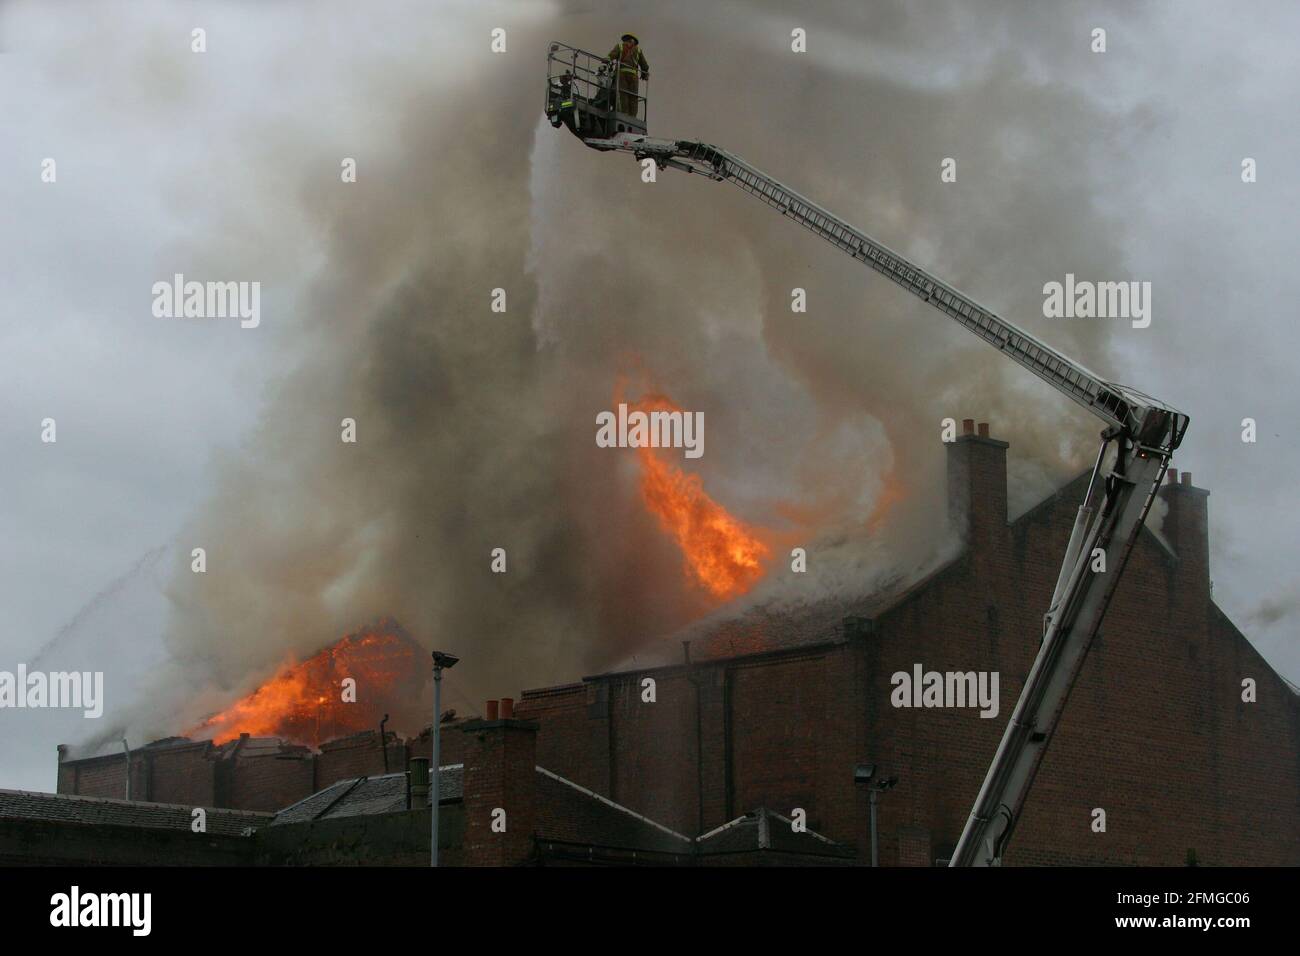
[545,41,647,131]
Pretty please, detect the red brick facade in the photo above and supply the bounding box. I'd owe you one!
[459,719,538,866]
[513,426,1299,866]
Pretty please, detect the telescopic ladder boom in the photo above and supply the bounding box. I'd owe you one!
[562,103,1188,866]
[597,135,1180,441]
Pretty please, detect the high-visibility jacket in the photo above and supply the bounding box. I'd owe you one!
[607,43,649,79]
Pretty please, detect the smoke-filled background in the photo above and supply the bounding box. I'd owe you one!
[2,0,1297,789]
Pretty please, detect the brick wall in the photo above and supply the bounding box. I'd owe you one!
[144,744,217,806]
[57,745,218,808]
[58,755,128,800]
[227,752,315,813]
[518,683,608,794]
[609,671,699,834]
[728,653,828,832]
[459,718,538,866]
[314,731,407,791]
[861,430,1299,866]
[404,720,468,769]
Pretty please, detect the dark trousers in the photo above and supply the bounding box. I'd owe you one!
[616,72,640,116]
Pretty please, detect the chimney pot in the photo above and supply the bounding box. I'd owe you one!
[1167,469,1179,485]
[485,700,499,721]
[962,418,975,435]
[1181,471,1192,486]
[977,422,989,438]
[500,697,514,719]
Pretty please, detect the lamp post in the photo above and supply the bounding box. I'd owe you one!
[430,651,459,867]
[855,764,898,867]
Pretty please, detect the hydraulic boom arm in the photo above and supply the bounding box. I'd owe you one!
[573,124,1187,866]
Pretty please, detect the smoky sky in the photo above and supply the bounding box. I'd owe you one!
[3,0,1298,789]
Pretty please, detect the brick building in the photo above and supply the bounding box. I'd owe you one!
[51,420,1300,865]
[514,420,1299,865]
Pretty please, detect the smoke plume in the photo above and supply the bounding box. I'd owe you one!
[75,0,1153,749]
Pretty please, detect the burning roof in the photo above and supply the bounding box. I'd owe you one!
[186,620,426,747]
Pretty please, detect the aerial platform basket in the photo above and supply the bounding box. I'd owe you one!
[545,41,648,146]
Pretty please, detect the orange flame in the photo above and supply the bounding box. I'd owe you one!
[625,391,770,602]
[187,622,422,746]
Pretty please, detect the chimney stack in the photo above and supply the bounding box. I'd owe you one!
[460,710,539,866]
[1157,466,1210,595]
[500,697,514,719]
[947,416,1008,548]
[485,700,499,721]
[56,745,70,794]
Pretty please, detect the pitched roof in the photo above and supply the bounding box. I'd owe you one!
[270,766,463,826]
[0,789,271,836]
[605,562,953,672]
[603,466,1195,676]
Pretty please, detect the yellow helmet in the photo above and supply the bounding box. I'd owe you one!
[621,33,639,44]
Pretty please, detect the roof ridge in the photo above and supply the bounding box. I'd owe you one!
[0,788,272,817]
[311,775,369,820]
[273,776,356,817]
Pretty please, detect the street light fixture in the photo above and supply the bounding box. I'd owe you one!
[854,764,898,867]
[430,650,459,867]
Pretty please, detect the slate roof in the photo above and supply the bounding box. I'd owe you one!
[0,789,272,837]
[270,766,463,826]
[608,564,951,672]
[677,585,919,663]
[602,464,1196,676]
[267,762,696,858]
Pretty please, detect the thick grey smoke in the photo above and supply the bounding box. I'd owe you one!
[1249,586,1300,631]
[73,0,1157,748]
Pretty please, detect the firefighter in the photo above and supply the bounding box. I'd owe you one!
[606,32,648,117]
